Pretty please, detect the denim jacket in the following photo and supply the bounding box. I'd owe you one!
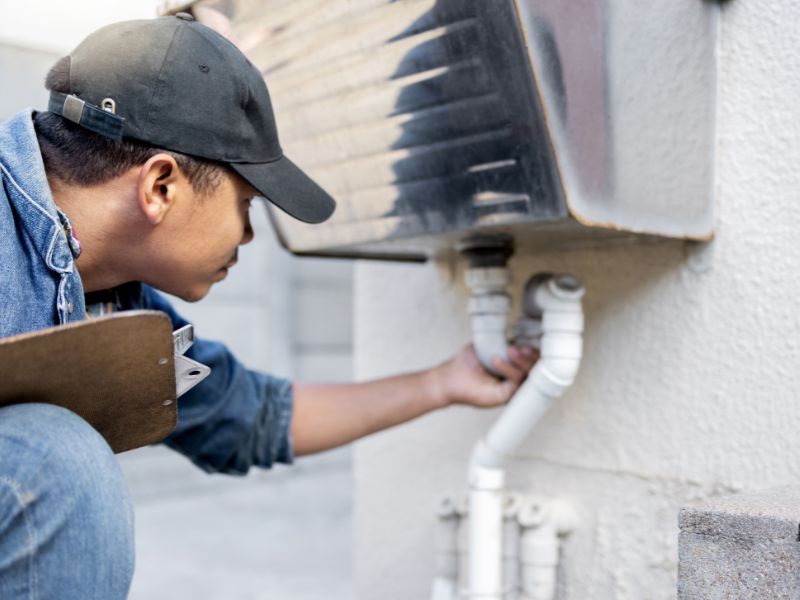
[0,109,293,474]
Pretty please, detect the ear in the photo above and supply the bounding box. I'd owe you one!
[137,154,182,225]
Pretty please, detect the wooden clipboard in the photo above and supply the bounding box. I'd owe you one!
[0,311,178,453]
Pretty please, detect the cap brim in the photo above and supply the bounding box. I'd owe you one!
[230,156,336,224]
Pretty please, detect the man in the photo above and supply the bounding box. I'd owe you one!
[0,14,537,599]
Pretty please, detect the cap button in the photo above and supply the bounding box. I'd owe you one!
[175,12,194,21]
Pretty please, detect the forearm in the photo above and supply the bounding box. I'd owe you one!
[289,345,537,457]
[291,370,447,456]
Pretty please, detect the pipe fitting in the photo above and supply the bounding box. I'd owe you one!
[523,273,585,318]
[468,458,506,491]
[434,495,460,580]
[471,439,512,472]
[502,493,524,596]
[513,317,543,349]
[466,267,511,294]
[541,310,584,334]
[517,499,577,600]
[466,266,513,374]
[458,235,514,270]
[468,294,512,315]
[551,275,584,297]
[517,500,549,529]
[517,497,578,544]
[437,494,460,520]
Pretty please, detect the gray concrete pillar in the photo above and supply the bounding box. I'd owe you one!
[679,486,800,599]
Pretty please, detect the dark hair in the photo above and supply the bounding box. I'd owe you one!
[35,56,227,194]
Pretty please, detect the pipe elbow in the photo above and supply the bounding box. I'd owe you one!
[469,441,508,479]
[474,339,509,374]
[469,294,512,374]
[538,328,583,385]
[539,358,581,385]
[523,274,585,318]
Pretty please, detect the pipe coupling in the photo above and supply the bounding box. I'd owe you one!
[468,293,512,316]
[513,318,543,348]
[541,311,584,334]
[468,446,507,488]
[523,273,585,318]
[466,267,511,294]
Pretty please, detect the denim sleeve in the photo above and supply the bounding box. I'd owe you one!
[140,285,294,475]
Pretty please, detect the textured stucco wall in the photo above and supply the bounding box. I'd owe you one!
[352,1,800,598]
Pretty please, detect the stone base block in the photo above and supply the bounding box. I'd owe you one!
[679,486,800,599]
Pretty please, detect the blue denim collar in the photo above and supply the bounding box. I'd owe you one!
[0,109,76,274]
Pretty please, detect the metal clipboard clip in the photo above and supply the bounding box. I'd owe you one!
[172,324,211,397]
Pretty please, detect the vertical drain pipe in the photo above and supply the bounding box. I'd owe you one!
[460,240,585,599]
[502,493,524,598]
[517,499,577,600]
[456,495,471,594]
[431,495,460,600]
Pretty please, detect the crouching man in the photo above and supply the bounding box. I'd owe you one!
[0,14,537,599]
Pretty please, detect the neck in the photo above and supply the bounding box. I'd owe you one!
[48,175,142,294]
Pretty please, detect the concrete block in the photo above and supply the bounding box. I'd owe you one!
[678,486,800,599]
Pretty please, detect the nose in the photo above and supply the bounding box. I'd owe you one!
[241,212,255,245]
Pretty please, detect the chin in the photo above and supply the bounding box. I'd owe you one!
[145,274,215,303]
[165,281,213,303]
[179,287,212,303]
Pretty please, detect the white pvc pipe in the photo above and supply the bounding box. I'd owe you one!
[466,267,512,377]
[472,313,511,374]
[502,493,524,598]
[431,578,458,600]
[467,463,505,599]
[519,524,559,600]
[456,495,471,594]
[464,270,585,599]
[517,500,576,600]
[430,495,460,600]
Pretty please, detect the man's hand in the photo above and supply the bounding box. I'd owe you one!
[292,344,539,456]
[425,344,539,409]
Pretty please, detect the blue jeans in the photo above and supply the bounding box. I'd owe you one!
[0,404,134,599]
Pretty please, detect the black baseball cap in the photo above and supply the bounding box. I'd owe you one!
[47,13,335,224]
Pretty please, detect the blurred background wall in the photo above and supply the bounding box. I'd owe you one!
[0,3,355,598]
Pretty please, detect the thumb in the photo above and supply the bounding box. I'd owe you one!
[496,379,519,405]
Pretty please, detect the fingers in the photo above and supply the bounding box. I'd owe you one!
[491,354,527,384]
[490,346,539,383]
[509,345,539,371]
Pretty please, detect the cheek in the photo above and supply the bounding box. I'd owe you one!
[216,214,247,248]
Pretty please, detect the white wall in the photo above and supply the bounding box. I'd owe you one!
[352,1,800,598]
[0,0,161,53]
[0,43,59,119]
